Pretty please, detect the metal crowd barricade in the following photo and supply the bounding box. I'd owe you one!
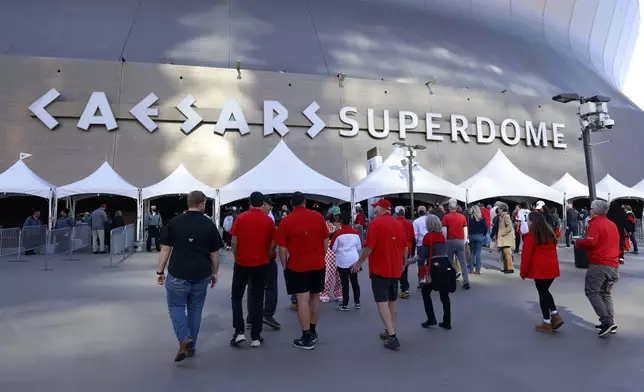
[71,224,91,252]
[43,227,73,270]
[352,224,365,242]
[20,225,47,258]
[109,224,135,268]
[0,227,22,258]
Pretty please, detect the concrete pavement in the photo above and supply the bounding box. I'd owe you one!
[1,247,643,391]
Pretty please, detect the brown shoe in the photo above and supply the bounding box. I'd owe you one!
[535,322,553,334]
[551,313,564,330]
[174,336,194,362]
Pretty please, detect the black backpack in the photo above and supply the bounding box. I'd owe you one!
[427,242,457,293]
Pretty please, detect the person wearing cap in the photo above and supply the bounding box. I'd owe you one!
[156,191,223,362]
[354,204,366,227]
[90,204,109,254]
[351,199,408,350]
[395,206,415,298]
[275,192,330,350]
[321,205,343,303]
[229,191,276,348]
[245,196,281,331]
[442,199,470,290]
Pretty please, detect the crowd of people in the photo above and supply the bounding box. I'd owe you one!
[152,189,627,363]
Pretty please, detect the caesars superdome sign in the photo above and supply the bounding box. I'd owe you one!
[29,88,567,149]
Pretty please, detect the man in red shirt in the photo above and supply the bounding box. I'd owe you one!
[394,206,415,299]
[229,191,276,348]
[575,199,620,337]
[275,192,329,350]
[442,199,470,290]
[351,199,408,350]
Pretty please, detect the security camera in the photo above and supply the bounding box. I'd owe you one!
[602,118,615,129]
[577,132,583,141]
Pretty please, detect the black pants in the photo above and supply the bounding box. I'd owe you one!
[400,238,416,291]
[565,226,578,247]
[630,232,639,252]
[247,259,278,320]
[232,263,267,340]
[514,231,521,252]
[337,267,360,306]
[222,231,232,247]
[619,234,625,260]
[146,226,160,251]
[421,284,450,326]
[535,279,557,320]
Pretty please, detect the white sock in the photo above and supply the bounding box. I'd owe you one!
[551,310,558,315]
[543,319,551,324]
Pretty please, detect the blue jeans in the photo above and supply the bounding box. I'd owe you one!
[165,274,210,347]
[469,234,484,272]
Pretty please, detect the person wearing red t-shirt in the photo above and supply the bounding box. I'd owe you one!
[575,199,620,337]
[442,199,470,290]
[351,199,408,350]
[394,206,415,299]
[519,212,562,334]
[354,204,366,227]
[229,191,276,348]
[275,192,330,350]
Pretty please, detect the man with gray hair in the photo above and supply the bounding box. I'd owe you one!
[575,199,620,337]
[442,199,470,290]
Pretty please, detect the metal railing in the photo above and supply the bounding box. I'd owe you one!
[0,228,22,258]
[20,225,48,257]
[44,227,73,270]
[109,224,135,268]
[71,223,91,252]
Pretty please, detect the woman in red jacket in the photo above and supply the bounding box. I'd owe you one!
[520,212,562,333]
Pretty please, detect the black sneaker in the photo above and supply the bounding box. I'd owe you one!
[336,305,350,311]
[292,336,315,350]
[263,316,282,330]
[384,335,400,350]
[379,331,389,340]
[456,272,462,280]
[619,258,625,264]
[463,282,471,290]
[421,320,437,328]
[597,324,614,337]
[230,332,246,347]
[595,324,618,334]
[354,303,362,309]
[439,322,452,330]
[310,331,319,344]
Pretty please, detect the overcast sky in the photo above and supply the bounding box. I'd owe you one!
[622,7,644,109]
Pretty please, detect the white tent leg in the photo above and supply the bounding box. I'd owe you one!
[214,190,221,229]
[350,188,356,222]
[137,192,143,243]
[48,190,55,229]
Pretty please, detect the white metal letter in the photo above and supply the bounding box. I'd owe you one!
[29,88,61,129]
[476,116,496,144]
[500,119,521,146]
[176,95,203,135]
[425,113,444,141]
[215,99,249,135]
[450,115,470,142]
[552,123,567,149]
[398,111,418,139]
[77,92,117,131]
[367,109,390,139]
[304,101,326,138]
[263,100,289,137]
[130,93,159,132]
[339,107,359,137]
[525,121,547,147]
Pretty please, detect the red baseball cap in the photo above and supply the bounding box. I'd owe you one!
[101,204,107,209]
[371,199,392,210]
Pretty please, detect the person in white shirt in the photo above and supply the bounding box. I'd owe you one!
[222,210,235,251]
[413,206,428,251]
[331,212,362,311]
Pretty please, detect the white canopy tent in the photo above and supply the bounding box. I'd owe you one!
[56,162,142,240]
[219,140,352,205]
[352,147,466,202]
[0,160,55,228]
[595,174,644,201]
[458,149,563,203]
[551,173,609,201]
[142,164,216,200]
[632,178,644,193]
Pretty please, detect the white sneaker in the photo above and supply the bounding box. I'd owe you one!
[320,295,330,303]
[250,339,262,348]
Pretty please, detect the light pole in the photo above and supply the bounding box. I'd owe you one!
[552,94,614,202]
[393,142,427,218]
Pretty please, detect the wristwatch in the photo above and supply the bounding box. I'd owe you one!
[156,271,164,275]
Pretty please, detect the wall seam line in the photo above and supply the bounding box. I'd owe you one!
[3,0,49,54]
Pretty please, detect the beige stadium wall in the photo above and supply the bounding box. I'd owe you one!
[1,54,643,200]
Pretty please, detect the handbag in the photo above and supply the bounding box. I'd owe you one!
[489,241,497,250]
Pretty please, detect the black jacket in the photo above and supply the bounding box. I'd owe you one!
[566,208,578,229]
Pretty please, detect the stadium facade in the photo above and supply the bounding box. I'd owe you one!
[0,0,642,200]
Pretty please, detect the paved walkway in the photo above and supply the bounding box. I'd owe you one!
[1,248,643,392]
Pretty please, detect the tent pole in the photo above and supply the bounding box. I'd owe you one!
[350,188,356,222]
[563,192,567,223]
[48,189,55,229]
[214,190,221,229]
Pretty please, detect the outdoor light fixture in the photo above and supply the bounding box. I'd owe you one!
[425,78,436,95]
[392,142,427,216]
[236,60,242,79]
[337,72,346,87]
[552,93,615,201]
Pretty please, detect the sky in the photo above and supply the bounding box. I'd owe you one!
[622,6,644,109]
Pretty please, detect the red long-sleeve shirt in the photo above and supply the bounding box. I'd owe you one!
[575,215,620,268]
